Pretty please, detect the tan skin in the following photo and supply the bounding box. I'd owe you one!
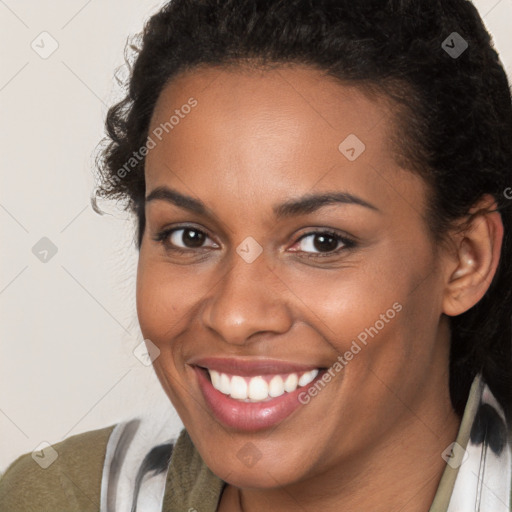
[136,65,503,512]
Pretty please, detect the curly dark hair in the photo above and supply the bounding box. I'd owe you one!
[93,0,512,423]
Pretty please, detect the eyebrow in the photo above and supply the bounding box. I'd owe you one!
[146,186,207,215]
[145,186,380,218]
[274,191,380,217]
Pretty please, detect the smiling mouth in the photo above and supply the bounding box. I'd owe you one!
[193,361,330,431]
[198,366,323,402]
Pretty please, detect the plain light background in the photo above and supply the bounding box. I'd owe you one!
[1,0,511,473]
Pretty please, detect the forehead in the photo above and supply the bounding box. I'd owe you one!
[149,64,391,147]
[145,65,425,220]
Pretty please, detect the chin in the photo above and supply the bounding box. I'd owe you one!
[213,458,304,490]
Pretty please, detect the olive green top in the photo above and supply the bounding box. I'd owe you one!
[0,426,225,512]
[0,425,116,512]
[0,374,501,511]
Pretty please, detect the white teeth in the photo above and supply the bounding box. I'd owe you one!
[284,373,298,392]
[207,368,320,401]
[248,377,269,401]
[219,373,231,395]
[210,369,220,389]
[298,369,319,387]
[268,375,285,397]
[230,376,248,399]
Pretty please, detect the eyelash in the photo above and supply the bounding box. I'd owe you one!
[294,229,357,258]
[153,226,216,256]
[153,226,357,259]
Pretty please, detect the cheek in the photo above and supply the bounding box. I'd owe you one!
[136,258,169,342]
[136,248,228,351]
[288,239,439,370]
[280,252,406,337]
[136,251,204,342]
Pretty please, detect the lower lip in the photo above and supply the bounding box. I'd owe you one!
[194,366,322,431]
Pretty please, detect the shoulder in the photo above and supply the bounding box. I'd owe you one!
[0,424,116,512]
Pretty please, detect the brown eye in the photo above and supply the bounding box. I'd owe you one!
[173,228,206,248]
[313,233,340,252]
[295,231,347,254]
[155,227,219,252]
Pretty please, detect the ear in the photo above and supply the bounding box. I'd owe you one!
[442,195,504,317]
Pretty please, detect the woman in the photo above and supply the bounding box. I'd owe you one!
[1,0,511,510]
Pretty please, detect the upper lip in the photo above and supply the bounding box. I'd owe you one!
[189,357,322,376]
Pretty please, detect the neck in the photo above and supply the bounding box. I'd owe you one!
[220,374,461,512]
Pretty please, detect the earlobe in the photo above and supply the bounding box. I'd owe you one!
[443,196,503,317]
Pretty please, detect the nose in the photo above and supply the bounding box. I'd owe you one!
[201,252,294,345]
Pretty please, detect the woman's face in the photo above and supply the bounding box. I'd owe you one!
[137,65,455,488]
